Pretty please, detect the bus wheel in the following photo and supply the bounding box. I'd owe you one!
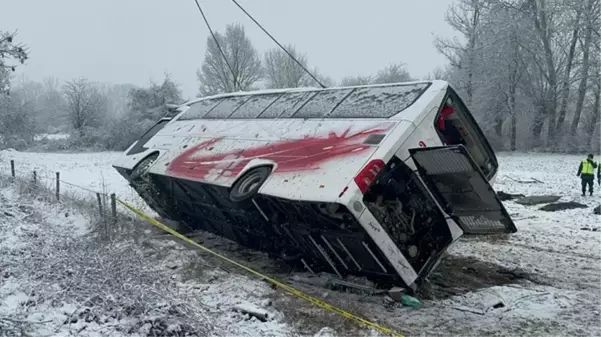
[130,153,158,182]
[229,166,272,204]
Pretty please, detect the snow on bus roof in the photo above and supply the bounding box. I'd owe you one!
[179,80,442,107]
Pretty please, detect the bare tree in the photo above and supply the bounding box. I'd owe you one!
[0,89,36,149]
[435,0,488,108]
[372,63,414,84]
[196,23,262,96]
[129,74,183,119]
[434,0,601,152]
[309,67,335,88]
[554,4,583,134]
[63,78,107,137]
[264,45,312,88]
[340,75,374,86]
[570,0,598,136]
[518,0,566,146]
[424,66,449,81]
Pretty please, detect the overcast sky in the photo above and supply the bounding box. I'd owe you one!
[2,0,458,100]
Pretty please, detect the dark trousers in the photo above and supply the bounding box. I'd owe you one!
[581,175,594,195]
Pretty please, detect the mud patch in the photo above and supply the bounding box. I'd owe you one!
[539,201,587,212]
[497,191,525,201]
[417,255,536,300]
[515,195,561,205]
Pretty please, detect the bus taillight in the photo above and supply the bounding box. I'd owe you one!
[354,159,385,194]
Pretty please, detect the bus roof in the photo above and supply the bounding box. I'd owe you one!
[175,80,448,121]
[182,80,442,106]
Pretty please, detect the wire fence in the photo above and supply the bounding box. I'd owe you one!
[3,158,126,241]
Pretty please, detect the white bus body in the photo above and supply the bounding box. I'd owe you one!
[113,80,516,291]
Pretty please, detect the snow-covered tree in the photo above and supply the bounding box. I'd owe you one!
[434,0,600,152]
[129,74,182,120]
[196,23,262,96]
[372,63,414,84]
[340,75,374,87]
[63,78,107,137]
[0,31,28,95]
[264,45,311,89]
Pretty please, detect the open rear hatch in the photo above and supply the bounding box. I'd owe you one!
[409,145,517,234]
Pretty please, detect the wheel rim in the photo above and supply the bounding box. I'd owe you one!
[139,158,154,173]
[133,157,155,179]
[237,172,263,196]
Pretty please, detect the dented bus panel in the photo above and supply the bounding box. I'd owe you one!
[112,80,516,292]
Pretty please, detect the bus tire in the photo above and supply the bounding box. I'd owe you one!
[130,153,159,182]
[229,166,272,204]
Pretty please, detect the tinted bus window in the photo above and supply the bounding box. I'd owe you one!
[203,96,251,119]
[258,91,315,119]
[229,94,281,119]
[292,88,353,118]
[177,98,224,120]
[328,83,430,118]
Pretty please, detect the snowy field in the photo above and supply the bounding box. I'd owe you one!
[0,149,600,337]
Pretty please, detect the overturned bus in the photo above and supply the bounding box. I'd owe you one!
[112,80,517,291]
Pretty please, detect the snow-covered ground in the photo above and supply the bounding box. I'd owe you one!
[0,149,600,337]
[33,133,70,141]
[0,150,150,212]
[0,179,316,337]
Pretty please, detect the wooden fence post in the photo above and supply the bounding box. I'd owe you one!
[111,193,117,225]
[33,171,37,184]
[10,160,15,177]
[96,193,103,218]
[55,172,60,201]
[96,193,108,240]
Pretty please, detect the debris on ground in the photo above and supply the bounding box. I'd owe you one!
[387,287,406,302]
[497,191,526,201]
[313,327,337,337]
[539,202,588,212]
[594,205,600,215]
[233,303,271,322]
[515,195,561,205]
[326,278,385,296]
[400,294,421,308]
[504,176,544,184]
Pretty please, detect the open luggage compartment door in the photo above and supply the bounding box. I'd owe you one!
[409,145,517,234]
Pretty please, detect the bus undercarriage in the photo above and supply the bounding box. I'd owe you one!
[115,143,517,293]
[117,154,463,292]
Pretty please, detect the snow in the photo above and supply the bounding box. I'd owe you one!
[179,80,435,111]
[1,149,600,337]
[0,150,152,213]
[0,180,298,337]
[34,133,71,141]
[329,84,429,118]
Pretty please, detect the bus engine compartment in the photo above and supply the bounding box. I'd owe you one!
[362,156,454,281]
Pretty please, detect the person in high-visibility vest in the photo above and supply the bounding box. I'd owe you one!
[577,154,598,196]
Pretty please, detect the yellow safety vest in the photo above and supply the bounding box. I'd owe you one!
[582,159,595,175]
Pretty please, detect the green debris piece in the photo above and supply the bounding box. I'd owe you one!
[401,294,421,308]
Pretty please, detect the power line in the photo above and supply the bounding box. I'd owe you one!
[192,0,239,90]
[228,0,327,89]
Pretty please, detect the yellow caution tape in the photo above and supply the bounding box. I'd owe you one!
[117,198,405,337]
